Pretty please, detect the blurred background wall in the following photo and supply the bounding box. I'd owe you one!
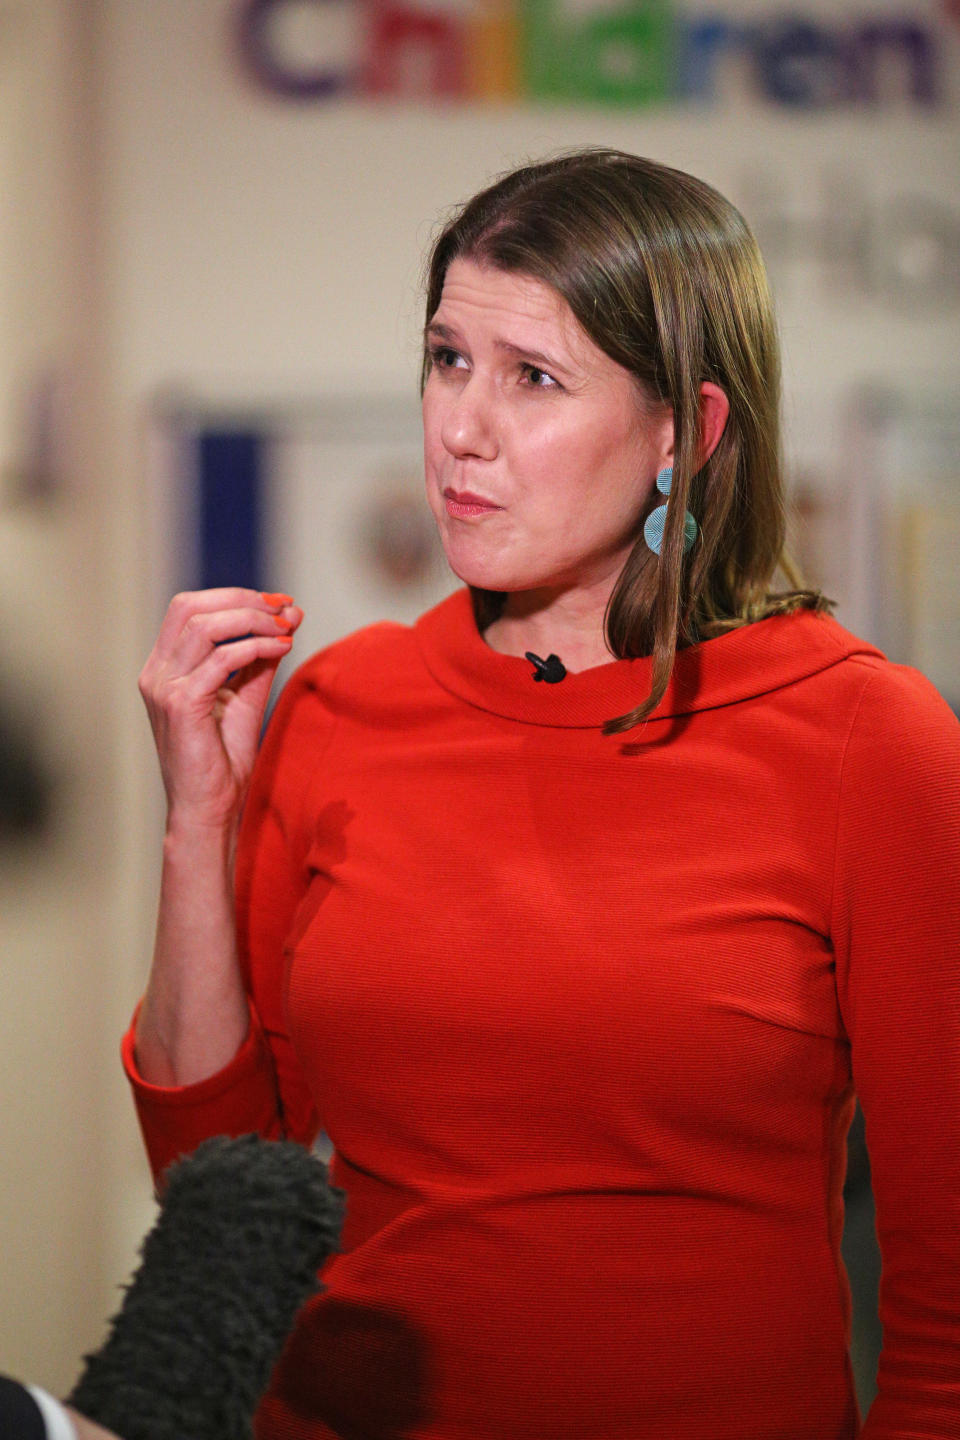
[1,0,957,1408]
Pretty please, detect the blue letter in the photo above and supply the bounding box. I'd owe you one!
[678,18,753,103]
[853,21,939,106]
[754,19,855,108]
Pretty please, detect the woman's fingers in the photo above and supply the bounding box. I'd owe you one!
[138,588,302,825]
[163,602,302,676]
[177,632,294,710]
[153,588,294,657]
[142,634,294,734]
[143,634,294,820]
[141,591,301,699]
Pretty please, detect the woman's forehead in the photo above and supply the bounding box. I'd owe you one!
[431,259,594,361]
[435,259,566,322]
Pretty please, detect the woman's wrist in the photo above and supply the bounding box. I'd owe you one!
[163,801,240,856]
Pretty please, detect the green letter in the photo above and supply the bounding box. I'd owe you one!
[522,0,675,107]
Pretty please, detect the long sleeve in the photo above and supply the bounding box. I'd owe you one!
[122,655,342,1183]
[832,664,960,1437]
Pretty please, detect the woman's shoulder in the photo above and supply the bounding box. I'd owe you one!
[799,617,960,799]
[709,610,959,792]
[280,588,469,707]
[768,609,955,726]
[270,592,469,728]
[810,615,956,733]
[272,617,418,720]
[301,616,415,679]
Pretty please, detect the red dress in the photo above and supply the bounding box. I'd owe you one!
[124,590,960,1439]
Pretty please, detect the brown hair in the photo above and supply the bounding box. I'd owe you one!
[422,148,829,733]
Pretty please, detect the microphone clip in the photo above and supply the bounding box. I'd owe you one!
[525,651,567,684]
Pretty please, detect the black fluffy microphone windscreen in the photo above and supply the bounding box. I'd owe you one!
[67,1134,344,1440]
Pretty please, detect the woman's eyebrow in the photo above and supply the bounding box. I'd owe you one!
[425,321,571,375]
[424,321,459,345]
[494,339,570,374]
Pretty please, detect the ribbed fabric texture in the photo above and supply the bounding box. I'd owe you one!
[124,589,960,1440]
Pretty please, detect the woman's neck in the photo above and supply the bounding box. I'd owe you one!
[482,586,616,674]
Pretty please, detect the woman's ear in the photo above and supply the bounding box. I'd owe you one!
[699,382,730,466]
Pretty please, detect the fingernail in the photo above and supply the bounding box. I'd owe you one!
[262,591,294,608]
[275,636,293,648]
[273,615,294,632]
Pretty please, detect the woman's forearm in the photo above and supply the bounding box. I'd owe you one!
[133,589,301,1088]
[134,814,250,1088]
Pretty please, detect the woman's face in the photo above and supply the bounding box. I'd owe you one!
[422,258,673,603]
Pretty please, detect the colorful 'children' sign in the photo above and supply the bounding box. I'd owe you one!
[237,0,946,110]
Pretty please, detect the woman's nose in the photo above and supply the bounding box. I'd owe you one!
[440,377,498,461]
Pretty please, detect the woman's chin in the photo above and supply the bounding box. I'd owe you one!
[437,535,558,597]
[441,551,511,593]
[449,567,533,597]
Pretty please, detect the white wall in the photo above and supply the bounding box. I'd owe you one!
[0,0,135,1394]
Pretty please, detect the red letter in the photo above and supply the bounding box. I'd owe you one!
[362,2,466,99]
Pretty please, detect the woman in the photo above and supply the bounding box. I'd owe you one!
[126,151,960,1439]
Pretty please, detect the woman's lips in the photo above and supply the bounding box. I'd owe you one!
[443,488,502,518]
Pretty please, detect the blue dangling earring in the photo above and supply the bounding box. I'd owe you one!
[643,466,698,557]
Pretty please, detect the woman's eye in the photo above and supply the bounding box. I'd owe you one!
[521,364,559,390]
[431,346,466,371]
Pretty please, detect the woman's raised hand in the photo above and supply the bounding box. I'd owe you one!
[139,588,303,829]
